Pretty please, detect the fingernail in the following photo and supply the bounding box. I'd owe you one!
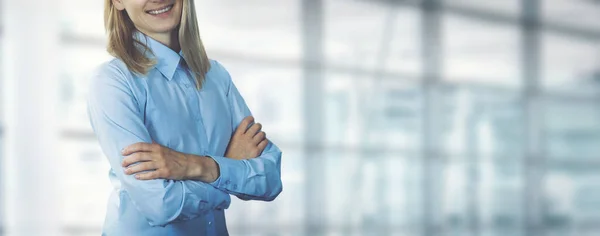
[135,175,140,179]
[121,148,125,154]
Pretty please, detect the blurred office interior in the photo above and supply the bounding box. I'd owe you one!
[1,0,600,235]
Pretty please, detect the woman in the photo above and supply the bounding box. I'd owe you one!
[87,0,283,235]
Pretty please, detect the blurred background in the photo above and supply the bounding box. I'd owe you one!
[1,0,600,235]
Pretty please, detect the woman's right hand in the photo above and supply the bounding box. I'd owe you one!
[225,116,268,160]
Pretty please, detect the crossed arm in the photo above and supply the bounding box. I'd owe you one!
[120,115,279,198]
[87,65,282,227]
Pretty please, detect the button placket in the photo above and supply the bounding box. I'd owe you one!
[205,212,217,235]
[181,72,210,151]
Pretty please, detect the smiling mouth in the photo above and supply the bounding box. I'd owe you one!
[146,4,174,15]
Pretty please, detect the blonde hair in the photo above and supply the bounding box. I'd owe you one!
[104,0,210,89]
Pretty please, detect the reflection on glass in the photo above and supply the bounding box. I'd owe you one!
[543,0,600,31]
[442,160,524,236]
[323,151,423,235]
[228,150,306,236]
[60,0,105,38]
[60,140,111,228]
[545,162,600,235]
[544,98,600,160]
[61,46,112,131]
[442,13,521,86]
[217,60,304,144]
[196,0,301,60]
[325,0,422,76]
[541,32,600,96]
[436,86,524,157]
[444,0,521,17]
[211,60,305,233]
[324,73,422,151]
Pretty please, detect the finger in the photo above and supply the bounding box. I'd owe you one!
[257,139,269,152]
[124,161,157,175]
[135,171,160,180]
[252,131,266,144]
[122,152,154,167]
[235,116,254,135]
[246,123,262,137]
[122,142,158,156]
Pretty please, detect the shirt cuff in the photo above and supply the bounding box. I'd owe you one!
[208,155,245,192]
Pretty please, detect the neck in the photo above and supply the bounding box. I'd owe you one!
[142,30,180,52]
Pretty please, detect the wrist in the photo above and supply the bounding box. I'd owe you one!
[185,154,202,180]
[187,154,219,183]
[201,156,220,183]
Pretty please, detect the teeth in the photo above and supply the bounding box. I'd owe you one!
[148,5,172,15]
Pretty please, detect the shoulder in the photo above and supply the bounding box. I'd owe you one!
[208,59,231,80]
[90,58,132,87]
[206,59,234,92]
[88,58,140,100]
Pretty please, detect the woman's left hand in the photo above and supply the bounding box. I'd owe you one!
[121,142,194,181]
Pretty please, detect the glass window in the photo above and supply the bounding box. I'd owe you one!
[436,86,525,157]
[380,79,423,150]
[60,140,111,228]
[545,162,600,233]
[59,44,111,230]
[323,151,423,235]
[60,0,105,39]
[193,12,305,231]
[323,72,422,151]
[441,160,524,236]
[325,0,422,77]
[211,60,306,232]
[543,98,600,161]
[382,7,422,77]
[216,60,304,144]
[61,45,112,131]
[442,14,521,87]
[196,0,301,60]
[541,32,600,96]
[444,0,521,18]
[386,157,423,231]
[542,0,600,32]
[227,149,306,236]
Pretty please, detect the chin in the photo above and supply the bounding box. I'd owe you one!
[156,26,179,34]
[148,21,180,34]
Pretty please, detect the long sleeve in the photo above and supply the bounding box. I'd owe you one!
[87,63,231,227]
[208,62,283,201]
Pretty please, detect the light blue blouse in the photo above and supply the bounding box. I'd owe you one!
[87,32,283,236]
